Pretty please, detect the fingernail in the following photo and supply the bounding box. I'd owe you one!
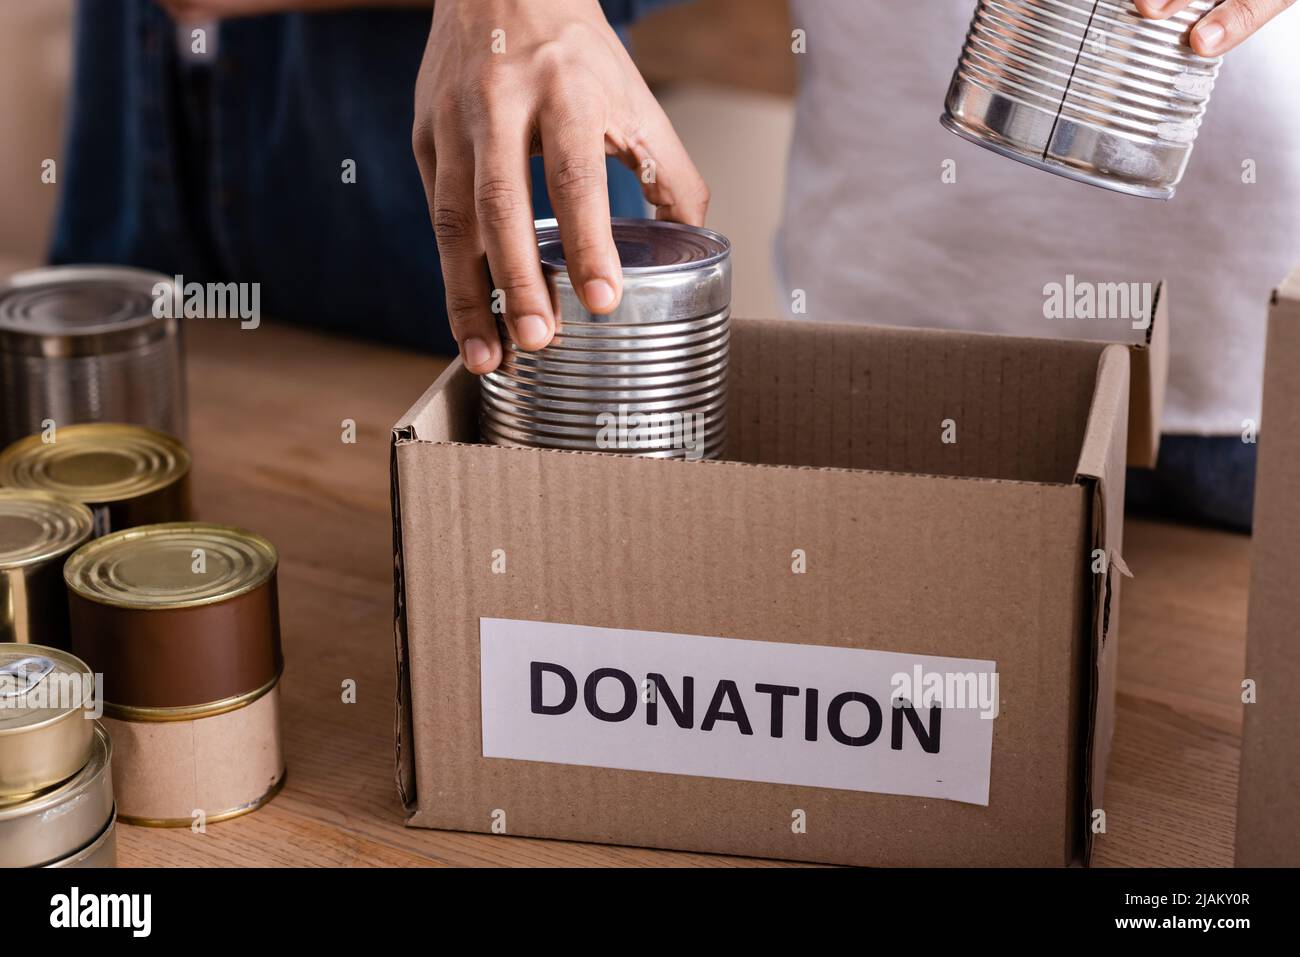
[515,314,551,350]
[464,336,491,369]
[583,279,617,311]
[1195,20,1226,53]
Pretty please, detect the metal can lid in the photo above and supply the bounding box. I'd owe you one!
[539,218,729,273]
[0,645,95,735]
[536,218,731,325]
[0,265,177,358]
[0,490,94,569]
[65,522,278,610]
[0,424,190,506]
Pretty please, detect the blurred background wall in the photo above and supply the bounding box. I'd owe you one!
[0,0,794,317]
[0,0,74,275]
[632,0,795,319]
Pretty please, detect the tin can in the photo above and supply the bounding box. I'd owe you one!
[45,812,118,868]
[0,423,191,536]
[0,720,114,868]
[0,644,97,798]
[942,0,1223,199]
[0,265,187,449]
[1,491,94,647]
[64,522,285,825]
[481,219,731,460]
[102,679,285,826]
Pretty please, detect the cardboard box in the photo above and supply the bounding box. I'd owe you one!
[391,306,1163,867]
[1235,264,1300,867]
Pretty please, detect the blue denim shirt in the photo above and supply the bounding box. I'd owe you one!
[50,1,670,355]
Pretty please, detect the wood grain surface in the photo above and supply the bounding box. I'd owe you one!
[117,319,1247,867]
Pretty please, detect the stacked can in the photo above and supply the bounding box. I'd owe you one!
[942,0,1223,199]
[65,523,285,826]
[0,423,192,537]
[0,266,187,448]
[0,490,93,648]
[480,219,731,461]
[0,646,116,868]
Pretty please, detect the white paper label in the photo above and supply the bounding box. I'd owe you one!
[480,618,997,805]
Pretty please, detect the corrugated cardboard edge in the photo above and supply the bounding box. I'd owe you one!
[1126,280,1169,469]
[1073,344,1132,864]
[390,427,417,814]
[391,360,476,815]
[1234,263,1300,866]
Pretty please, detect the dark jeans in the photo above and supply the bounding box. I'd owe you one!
[48,3,654,357]
[1127,436,1257,533]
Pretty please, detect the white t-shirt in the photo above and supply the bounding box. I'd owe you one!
[777,1,1300,434]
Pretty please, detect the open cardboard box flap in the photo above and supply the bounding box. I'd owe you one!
[1126,281,1169,469]
[1235,263,1300,865]
[391,309,1151,865]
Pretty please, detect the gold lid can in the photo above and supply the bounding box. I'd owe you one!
[0,644,98,796]
[0,721,114,868]
[65,522,277,610]
[0,490,94,569]
[0,423,190,508]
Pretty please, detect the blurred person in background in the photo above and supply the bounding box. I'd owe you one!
[53,0,1299,530]
[770,0,1300,531]
[408,0,1299,531]
[49,0,679,356]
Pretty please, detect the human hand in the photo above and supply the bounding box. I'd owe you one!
[1134,0,1297,56]
[412,0,709,374]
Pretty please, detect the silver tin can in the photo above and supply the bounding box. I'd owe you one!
[45,811,118,868]
[481,219,731,461]
[942,0,1223,199]
[0,720,115,868]
[0,266,187,448]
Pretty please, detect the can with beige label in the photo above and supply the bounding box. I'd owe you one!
[65,523,285,825]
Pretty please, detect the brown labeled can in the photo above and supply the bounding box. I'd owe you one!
[0,644,98,798]
[0,423,191,536]
[65,522,285,825]
[0,490,93,648]
[0,720,115,868]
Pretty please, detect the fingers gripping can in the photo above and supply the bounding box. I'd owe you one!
[942,0,1223,199]
[480,219,731,461]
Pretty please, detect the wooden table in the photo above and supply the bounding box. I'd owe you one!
[119,319,1248,867]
